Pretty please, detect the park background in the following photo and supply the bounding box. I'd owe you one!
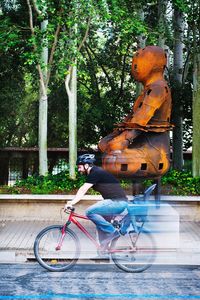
[0,0,200,195]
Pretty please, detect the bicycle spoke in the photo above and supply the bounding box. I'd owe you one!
[34,225,80,272]
[111,231,156,272]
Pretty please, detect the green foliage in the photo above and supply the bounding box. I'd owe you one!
[0,168,200,196]
[172,0,189,13]
[47,84,68,147]
[120,179,132,190]
[14,169,86,194]
[161,169,200,195]
[0,17,21,52]
[0,2,38,147]
[12,170,132,195]
[0,0,196,163]
[108,0,147,39]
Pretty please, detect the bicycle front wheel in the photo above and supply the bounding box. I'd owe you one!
[34,225,80,272]
[111,230,156,273]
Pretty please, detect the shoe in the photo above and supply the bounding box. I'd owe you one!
[100,230,120,251]
[90,253,110,260]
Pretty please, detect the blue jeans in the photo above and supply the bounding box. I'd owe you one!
[85,200,128,239]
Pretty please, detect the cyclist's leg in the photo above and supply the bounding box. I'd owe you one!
[86,200,127,235]
[97,216,112,243]
[120,213,132,235]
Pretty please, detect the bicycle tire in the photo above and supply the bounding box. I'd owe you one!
[111,230,156,273]
[34,225,80,272]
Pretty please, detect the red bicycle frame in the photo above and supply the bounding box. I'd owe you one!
[56,210,100,251]
[68,210,100,248]
[56,209,135,254]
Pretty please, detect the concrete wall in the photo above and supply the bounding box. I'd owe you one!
[1,194,200,221]
[0,197,95,221]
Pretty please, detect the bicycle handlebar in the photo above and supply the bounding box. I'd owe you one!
[64,206,75,213]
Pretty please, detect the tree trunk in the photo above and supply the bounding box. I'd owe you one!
[136,8,146,97]
[192,54,200,176]
[172,6,184,170]
[157,0,167,48]
[65,65,77,180]
[63,18,90,180]
[38,19,48,176]
[0,156,9,185]
[39,92,48,175]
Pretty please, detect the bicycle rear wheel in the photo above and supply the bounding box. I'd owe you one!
[111,230,156,273]
[34,225,80,272]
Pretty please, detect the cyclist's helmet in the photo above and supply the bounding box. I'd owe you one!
[76,154,96,165]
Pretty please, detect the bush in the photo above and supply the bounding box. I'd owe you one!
[1,168,200,195]
[14,169,86,194]
[161,169,200,195]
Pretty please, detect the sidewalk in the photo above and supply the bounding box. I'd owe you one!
[0,219,200,265]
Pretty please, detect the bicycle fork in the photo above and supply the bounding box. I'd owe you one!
[55,223,69,251]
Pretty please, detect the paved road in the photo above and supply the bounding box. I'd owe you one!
[1,263,200,300]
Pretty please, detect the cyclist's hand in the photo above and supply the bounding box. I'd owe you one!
[64,202,74,212]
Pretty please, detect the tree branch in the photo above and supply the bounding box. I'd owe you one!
[79,80,92,93]
[85,46,101,101]
[32,0,42,15]
[118,43,131,97]
[182,50,191,86]
[77,17,91,52]
[26,0,46,93]
[46,24,61,86]
[65,66,73,96]
[86,43,115,91]
[26,0,35,35]
[37,64,47,95]
[182,23,192,86]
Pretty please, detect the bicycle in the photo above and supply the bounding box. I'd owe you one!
[34,184,157,273]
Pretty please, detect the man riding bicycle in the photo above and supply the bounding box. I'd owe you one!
[65,154,128,250]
